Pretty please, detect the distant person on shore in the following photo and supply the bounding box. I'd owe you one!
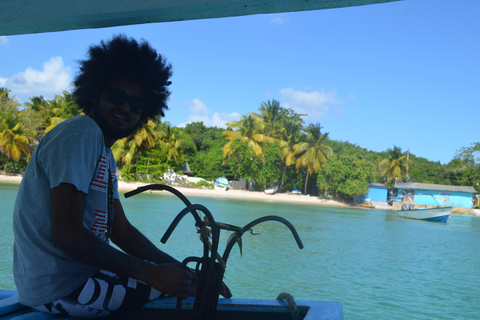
[12,35,231,318]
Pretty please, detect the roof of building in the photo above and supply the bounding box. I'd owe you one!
[368,183,387,188]
[179,162,194,175]
[395,182,477,194]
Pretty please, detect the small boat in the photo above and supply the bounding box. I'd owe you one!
[0,289,345,319]
[397,205,452,222]
[214,176,229,191]
[291,190,301,195]
[264,184,279,195]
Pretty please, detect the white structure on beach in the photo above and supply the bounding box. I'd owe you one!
[163,169,212,187]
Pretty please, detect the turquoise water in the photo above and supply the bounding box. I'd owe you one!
[1,182,479,319]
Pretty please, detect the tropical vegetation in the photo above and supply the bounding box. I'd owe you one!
[2,87,480,203]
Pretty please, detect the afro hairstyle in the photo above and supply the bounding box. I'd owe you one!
[73,34,172,124]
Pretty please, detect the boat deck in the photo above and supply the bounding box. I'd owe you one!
[0,290,344,320]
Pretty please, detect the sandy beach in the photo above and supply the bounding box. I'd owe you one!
[0,173,351,208]
[4,173,480,215]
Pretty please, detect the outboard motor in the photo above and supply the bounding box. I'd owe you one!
[409,204,415,210]
[402,204,408,211]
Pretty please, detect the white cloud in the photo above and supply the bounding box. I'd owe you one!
[188,98,211,116]
[0,77,6,87]
[278,88,343,122]
[0,36,9,47]
[3,56,72,101]
[267,14,289,26]
[266,13,289,26]
[177,98,241,128]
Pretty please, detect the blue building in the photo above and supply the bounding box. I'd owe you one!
[355,183,388,202]
[394,182,477,209]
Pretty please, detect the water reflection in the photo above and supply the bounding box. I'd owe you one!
[1,183,480,319]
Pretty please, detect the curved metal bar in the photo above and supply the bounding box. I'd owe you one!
[242,215,303,248]
[222,215,303,264]
[182,256,201,268]
[195,206,220,274]
[160,203,210,244]
[124,184,203,225]
[181,256,203,277]
[160,203,220,280]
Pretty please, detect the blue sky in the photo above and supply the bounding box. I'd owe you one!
[1,0,479,165]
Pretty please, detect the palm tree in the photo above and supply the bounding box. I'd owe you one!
[111,120,159,165]
[0,88,20,114]
[160,123,184,166]
[379,145,410,185]
[222,113,272,162]
[254,100,283,138]
[111,137,138,165]
[277,117,304,193]
[23,96,50,141]
[0,113,32,170]
[293,123,333,195]
[45,92,82,133]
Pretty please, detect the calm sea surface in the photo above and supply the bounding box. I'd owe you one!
[1,182,479,319]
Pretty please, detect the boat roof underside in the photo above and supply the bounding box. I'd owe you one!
[1,0,400,36]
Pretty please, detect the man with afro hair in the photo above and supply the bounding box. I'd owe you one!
[13,34,231,318]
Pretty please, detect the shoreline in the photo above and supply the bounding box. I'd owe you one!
[4,173,478,214]
[0,173,352,208]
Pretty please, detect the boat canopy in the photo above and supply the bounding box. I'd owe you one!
[1,0,400,36]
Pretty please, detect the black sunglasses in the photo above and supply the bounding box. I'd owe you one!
[105,88,148,114]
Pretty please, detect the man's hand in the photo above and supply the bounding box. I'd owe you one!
[185,267,232,299]
[148,263,194,299]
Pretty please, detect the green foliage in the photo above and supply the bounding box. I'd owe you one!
[281,165,306,192]
[0,88,21,115]
[317,155,376,201]
[1,90,476,196]
[224,140,261,182]
[179,122,226,181]
[178,134,197,160]
[439,143,480,192]
[255,142,283,190]
[0,155,27,174]
[183,122,224,152]
[407,155,443,184]
[135,148,170,182]
[120,164,136,181]
[324,139,378,162]
[378,145,409,187]
[223,141,283,191]
[190,179,214,189]
[294,123,333,194]
[0,93,33,169]
[190,144,228,181]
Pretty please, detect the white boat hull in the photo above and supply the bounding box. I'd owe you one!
[214,184,228,191]
[397,207,452,222]
[264,184,279,195]
[214,176,229,191]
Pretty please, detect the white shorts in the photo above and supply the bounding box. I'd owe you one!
[32,269,163,318]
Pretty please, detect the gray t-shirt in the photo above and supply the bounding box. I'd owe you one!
[13,115,120,306]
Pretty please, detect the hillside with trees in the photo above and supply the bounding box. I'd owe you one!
[1,87,479,202]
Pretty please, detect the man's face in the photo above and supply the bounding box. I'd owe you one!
[90,77,146,145]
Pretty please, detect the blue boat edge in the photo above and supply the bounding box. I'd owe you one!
[0,289,344,320]
[423,214,450,222]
